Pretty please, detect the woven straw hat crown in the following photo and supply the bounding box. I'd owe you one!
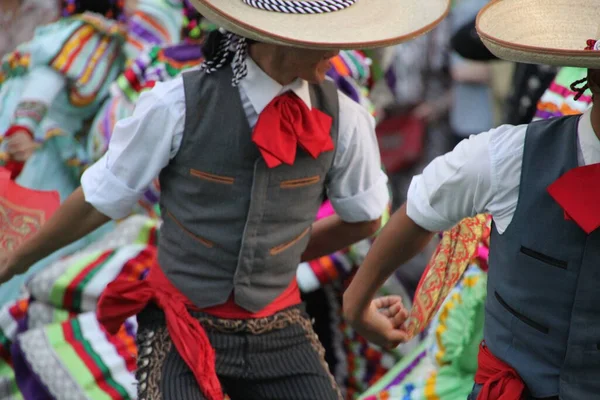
[477,0,600,68]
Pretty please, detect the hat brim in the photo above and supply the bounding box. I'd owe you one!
[189,0,450,50]
[476,0,600,69]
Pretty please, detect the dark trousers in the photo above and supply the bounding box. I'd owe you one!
[302,287,341,377]
[136,304,342,400]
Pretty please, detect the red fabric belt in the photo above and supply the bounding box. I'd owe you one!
[474,343,526,400]
[97,263,301,400]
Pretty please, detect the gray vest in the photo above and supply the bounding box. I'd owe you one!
[157,68,339,312]
[485,116,600,399]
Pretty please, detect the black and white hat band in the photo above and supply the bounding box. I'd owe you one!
[243,0,358,14]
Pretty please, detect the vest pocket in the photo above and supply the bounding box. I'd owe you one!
[270,227,310,255]
[166,211,214,248]
[519,246,567,269]
[190,169,235,185]
[495,291,549,334]
[280,176,321,189]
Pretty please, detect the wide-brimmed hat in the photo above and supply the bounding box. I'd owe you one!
[476,0,600,69]
[187,0,450,50]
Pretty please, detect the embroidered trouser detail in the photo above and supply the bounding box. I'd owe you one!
[296,309,344,398]
[136,325,171,400]
[136,305,343,400]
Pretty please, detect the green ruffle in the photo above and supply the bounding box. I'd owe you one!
[427,264,487,373]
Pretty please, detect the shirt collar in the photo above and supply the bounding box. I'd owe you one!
[239,56,312,115]
[578,107,600,165]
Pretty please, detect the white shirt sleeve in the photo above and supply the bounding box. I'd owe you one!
[16,66,66,139]
[19,66,66,106]
[81,77,186,219]
[327,92,390,223]
[406,124,527,233]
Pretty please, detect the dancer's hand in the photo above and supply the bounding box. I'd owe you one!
[413,101,448,123]
[6,130,37,162]
[0,252,27,284]
[412,102,436,122]
[345,295,409,349]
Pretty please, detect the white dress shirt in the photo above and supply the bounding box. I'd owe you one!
[407,107,599,234]
[82,58,389,223]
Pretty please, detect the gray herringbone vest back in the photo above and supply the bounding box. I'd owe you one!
[158,67,339,312]
[485,115,600,399]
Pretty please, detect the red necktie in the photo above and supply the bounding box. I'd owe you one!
[547,163,600,234]
[252,92,334,168]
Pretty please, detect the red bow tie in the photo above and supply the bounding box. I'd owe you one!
[547,163,600,234]
[252,92,334,168]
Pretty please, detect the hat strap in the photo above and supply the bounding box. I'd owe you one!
[570,77,589,101]
[202,0,359,86]
[243,0,357,14]
[200,32,249,87]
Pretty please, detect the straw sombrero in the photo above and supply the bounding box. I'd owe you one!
[187,0,451,50]
[476,0,600,68]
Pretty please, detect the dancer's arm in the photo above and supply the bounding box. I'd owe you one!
[451,60,492,84]
[1,188,110,281]
[343,126,519,348]
[314,94,389,261]
[0,79,186,282]
[9,67,66,139]
[4,67,66,162]
[301,214,381,262]
[343,204,434,321]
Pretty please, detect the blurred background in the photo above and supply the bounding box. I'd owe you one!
[0,0,591,399]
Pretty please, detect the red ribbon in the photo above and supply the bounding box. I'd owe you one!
[97,266,222,400]
[585,39,598,51]
[252,92,334,168]
[474,343,526,400]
